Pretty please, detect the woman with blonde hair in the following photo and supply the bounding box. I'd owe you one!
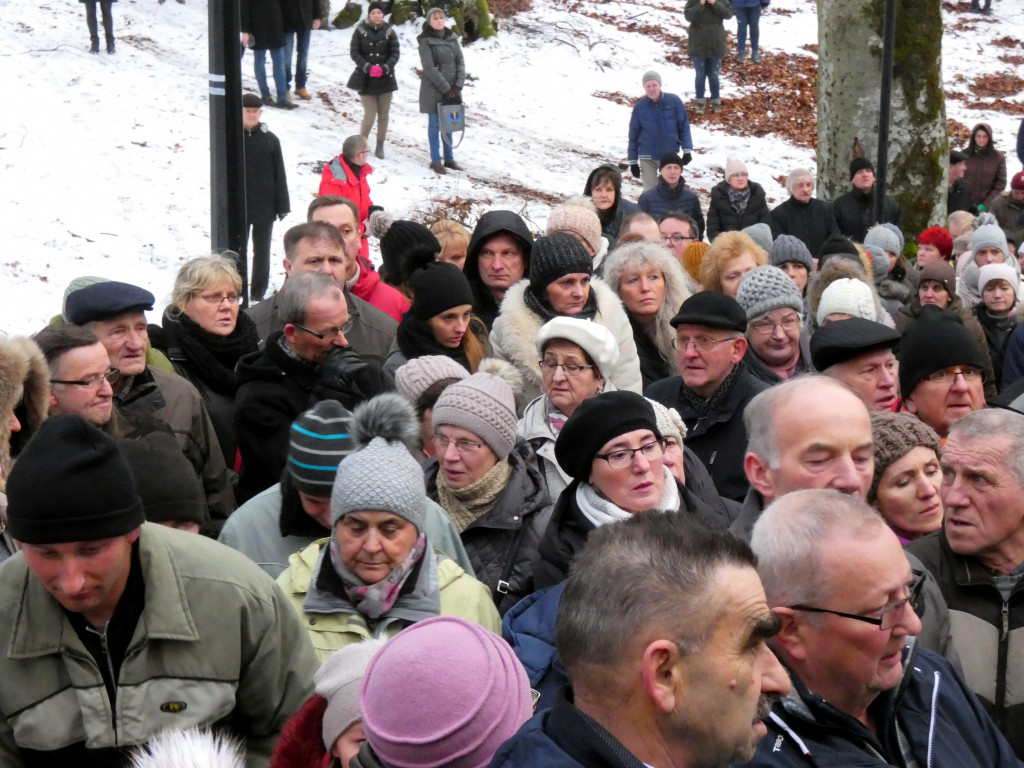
[602,241,693,388]
[153,254,260,466]
[431,219,470,270]
[698,230,767,296]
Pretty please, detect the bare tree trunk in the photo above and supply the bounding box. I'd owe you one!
[817,0,947,239]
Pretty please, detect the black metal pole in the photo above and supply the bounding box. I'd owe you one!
[209,0,248,300]
[874,0,897,225]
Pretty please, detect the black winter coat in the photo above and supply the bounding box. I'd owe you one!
[684,0,734,58]
[769,196,840,257]
[244,123,290,224]
[948,178,978,216]
[425,443,552,615]
[347,20,399,95]
[645,361,769,502]
[630,315,671,390]
[532,477,725,591]
[637,178,705,238]
[832,186,901,243]
[239,0,285,50]
[281,0,318,32]
[463,210,535,330]
[706,180,770,240]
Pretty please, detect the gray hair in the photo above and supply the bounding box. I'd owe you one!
[744,375,854,468]
[33,325,101,379]
[785,168,814,196]
[752,489,887,609]
[277,271,342,326]
[602,241,694,376]
[342,134,369,163]
[556,512,756,685]
[949,409,1024,487]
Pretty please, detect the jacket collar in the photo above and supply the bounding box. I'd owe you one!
[8,524,200,659]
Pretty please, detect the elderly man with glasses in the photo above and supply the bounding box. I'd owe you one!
[745,489,1017,768]
[234,271,390,502]
[646,291,769,503]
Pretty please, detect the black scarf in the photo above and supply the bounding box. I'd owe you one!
[163,309,260,395]
[395,312,472,370]
[524,285,598,323]
[278,470,332,538]
[678,363,741,417]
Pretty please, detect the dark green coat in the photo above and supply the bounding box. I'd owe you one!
[684,0,734,58]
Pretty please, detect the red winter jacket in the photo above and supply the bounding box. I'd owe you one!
[319,154,374,259]
[350,254,410,323]
[270,694,329,768]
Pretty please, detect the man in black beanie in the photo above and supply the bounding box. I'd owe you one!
[646,291,769,502]
[832,156,901,243]
[900,305,988,437]
[0,414,318,766]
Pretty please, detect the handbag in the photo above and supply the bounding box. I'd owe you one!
[438,95,465,149]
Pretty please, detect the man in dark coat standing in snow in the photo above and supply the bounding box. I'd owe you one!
[832,158,901,243]
[768,167,839,257]
[242,94,290,305]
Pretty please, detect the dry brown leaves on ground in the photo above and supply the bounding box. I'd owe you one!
[948,119,972,145]
[991,36,1019,48]
[593,91,633,106]
[489,0,532,19]
[969,73,1024,99]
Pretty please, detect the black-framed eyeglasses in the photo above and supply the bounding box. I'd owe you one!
[538,360,595,377]
[661,234,695,245]
[51,368,120,389]
[595,439,665,470]
[922,366,986,384]
[432,434,484,455]
[671,336,739,352]
[790,576,925,631]
[293,319,354,340]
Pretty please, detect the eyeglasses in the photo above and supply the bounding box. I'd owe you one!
[671,336,738,352]
[790,577,925,631]
[51,368,120,389]
[539,360,595,377]
[293,319,354,340]
[595,439,665,470]
[749,315,801,335]
[197,293,242,305]
[922,366,985,384]
[432,434,484,455]
[661,235,695,245]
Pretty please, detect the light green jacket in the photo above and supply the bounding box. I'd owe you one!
[278,538,502,662]
[0,524,318,768]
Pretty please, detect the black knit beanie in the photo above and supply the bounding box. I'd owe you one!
[898,305,987,397]
[6,415,145,544]
[409,261,476,321]
[117,433,206,527]
[527,232,593,296]
[380,221,440,286]
[849,157,874,181]
[555,391,661,482]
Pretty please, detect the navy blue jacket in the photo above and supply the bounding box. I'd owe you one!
[627,93,693,163]
[637,179,705,239]
[745,642,1020,768]
[489,687,646,768]
[502,583,566,713]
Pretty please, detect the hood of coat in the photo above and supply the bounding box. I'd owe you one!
[464,211,534,291]
[968,122,998,155]
[0,337,49,484]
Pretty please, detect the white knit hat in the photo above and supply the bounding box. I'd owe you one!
[395,355,470,403]
[977,263,1019,299]
[816,278,876,325]
[316,639,388,751]
[534,317,620,378]
[725,156,748,180]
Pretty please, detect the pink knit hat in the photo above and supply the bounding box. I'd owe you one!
[360,616,533,768]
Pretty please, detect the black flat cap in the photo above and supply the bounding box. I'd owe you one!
[670,291,747,332]
[810,317,900,371]
[65,281,155,325]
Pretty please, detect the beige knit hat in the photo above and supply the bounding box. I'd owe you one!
[546,197,603,255]
[431,359,521,459]
[315,639,388,751]
[868,411,942,503]
[395,355,470,404]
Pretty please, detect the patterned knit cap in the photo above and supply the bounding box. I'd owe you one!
[546,197,603,254]
[735,265,803,321]
[395,355,469,403]
[431,361,518,459]
[868,411,942,502]
[816,278,876,325]
[330,436,426,528]
[289,400,355,497]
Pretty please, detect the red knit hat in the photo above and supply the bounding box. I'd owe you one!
[1011,171,1024,191]
[917,226,953,261]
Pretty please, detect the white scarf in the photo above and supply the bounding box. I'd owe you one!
[576,467,679,528]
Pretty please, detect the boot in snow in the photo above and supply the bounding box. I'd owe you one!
[375,141,385,160]
[693,98,706,115]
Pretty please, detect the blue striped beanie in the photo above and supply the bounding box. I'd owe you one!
[288,401,355,496]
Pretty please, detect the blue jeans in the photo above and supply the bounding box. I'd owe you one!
[693,57,722,100]
[427,112,454,164]
[284,30,311,90]
[735,6,761,55]
[253,46,287,102]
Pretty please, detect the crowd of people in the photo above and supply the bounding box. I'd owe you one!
[13,5,1024,763]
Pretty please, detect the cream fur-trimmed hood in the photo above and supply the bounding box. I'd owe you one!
[0,336,49,486]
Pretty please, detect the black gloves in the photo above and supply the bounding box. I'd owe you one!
[315,348,390,410]
[682,152,693,166]
[630,164,641,179]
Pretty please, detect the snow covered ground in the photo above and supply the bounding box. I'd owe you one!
[1,0,1021,334]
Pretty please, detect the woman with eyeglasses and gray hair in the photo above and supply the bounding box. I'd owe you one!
[532,390,726,590]
[151,254,260,468]
[425,360,553,615]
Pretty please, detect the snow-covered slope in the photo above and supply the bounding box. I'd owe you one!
[1,0,1021,334]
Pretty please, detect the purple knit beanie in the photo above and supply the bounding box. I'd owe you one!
[359,616,532,768]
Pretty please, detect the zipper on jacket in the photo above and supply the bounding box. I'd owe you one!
[995,600,1010,730]
[85,621,119,746]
